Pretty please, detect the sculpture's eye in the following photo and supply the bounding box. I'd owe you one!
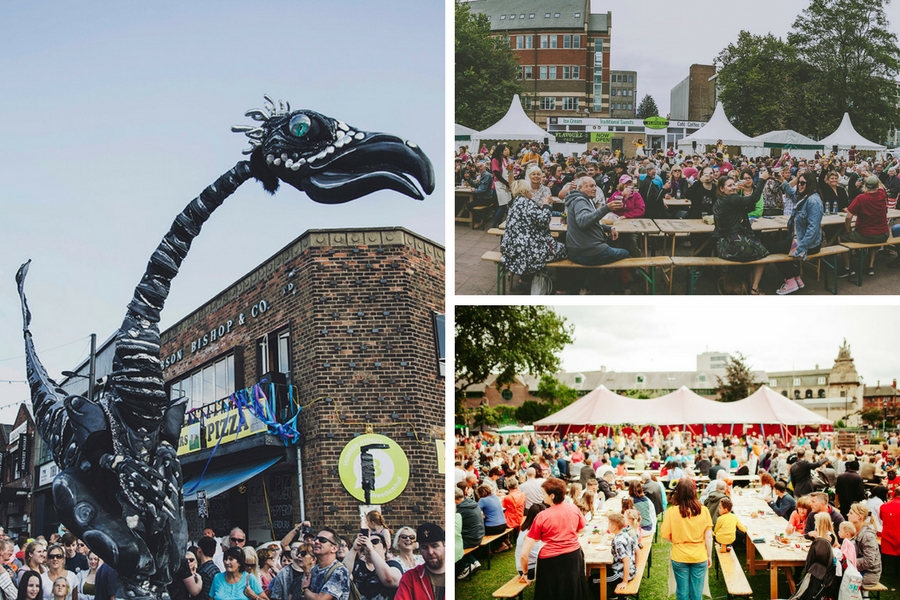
[288,114,311,138]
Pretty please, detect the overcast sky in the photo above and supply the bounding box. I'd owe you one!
[553,304,900,385]
[590,0,900,116]
[0,1,444,422]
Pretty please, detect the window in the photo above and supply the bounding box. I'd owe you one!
[563,66,570,79]
[540,97,555,110]
[794,390,801,399]
[594,39,603,66]
[817,376,826,385]
[806,389,813,399]
[550,36,557,48]
[840,390,846,397]
[628,103,633,110]
[819,389,826,398]
[575,12,581,17]
[539,66,547,79]
[529,13,535,18]
[509,14,516,20]
[564,35,572,48]
[524,66,532,79]
[548,66,556,79]
[516,36,524,49]
[793,378,802,386]
[699,374,707,383]
[611,89,617,96]
[636,374,645,383]
[545,13,551,18]
[500,15,506,20]
[573,35,580,48]
[170,354,236,412]
[525,35,533,49]
[259,328,292,383]
[562,97,578,111]
[629,75,634,83]
[554,12,560,18]
[540,35,548,48]
[769,379,778,386]
[501,389,513,401]
[782,390,789,397]
[575,375,583,384]
[572,66,579,79]
[519,14,525,19]
[522,96,532,109]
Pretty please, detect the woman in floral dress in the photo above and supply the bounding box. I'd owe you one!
[500,178,566,287]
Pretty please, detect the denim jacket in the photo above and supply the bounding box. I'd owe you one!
[791,192,824,257]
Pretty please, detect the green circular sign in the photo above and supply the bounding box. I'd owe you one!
[643,116,669,130]
[338,433,410,504]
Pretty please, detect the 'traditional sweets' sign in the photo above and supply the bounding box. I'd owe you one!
[338,433,409,504]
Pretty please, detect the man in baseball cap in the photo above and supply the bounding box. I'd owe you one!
[394,523,445,600]
[839,175,889,278]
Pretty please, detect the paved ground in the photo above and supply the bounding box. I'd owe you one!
[455,222,900,296]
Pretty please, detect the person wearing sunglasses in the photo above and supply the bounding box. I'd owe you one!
[40,545,78,600]
[342,533,401,600]
[298,530,350,600]
[228,529,247,550]
[393,523,444,600]
[268,543,310,600]
[391,528,423,574]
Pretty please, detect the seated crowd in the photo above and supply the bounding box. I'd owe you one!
[455,428,899,598]
[456,142,900,295]
[0,512,445,600]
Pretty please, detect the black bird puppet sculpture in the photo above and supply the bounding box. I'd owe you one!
[16,96,433,600]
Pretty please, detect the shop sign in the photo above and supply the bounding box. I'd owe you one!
[197,490,208,518]
[178,422,202,456]
[39,462,59,487]
[590,132,615,143]
[204,406,267,446]
[435,440,445,474]
[643,116,669,129]
[670,120,705,129]
[9,422,26,444]
[338,433,409,504]
[554,132,589,143]
[164,298,272,371]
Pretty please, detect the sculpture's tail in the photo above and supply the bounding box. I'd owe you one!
[110,162,253,430]
[16,261,75,467]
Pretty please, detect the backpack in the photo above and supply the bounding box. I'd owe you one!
[321,561,361,600]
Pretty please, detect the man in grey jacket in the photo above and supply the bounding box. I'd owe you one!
[564,177,629,291]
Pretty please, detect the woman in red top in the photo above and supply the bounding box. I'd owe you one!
[518,478,591,600]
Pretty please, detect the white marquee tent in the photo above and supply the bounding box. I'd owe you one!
[818,113,885,152]
[677,103,761,150]
[749,130,824,160]
[476,94,555,143]
[455,123,479,142]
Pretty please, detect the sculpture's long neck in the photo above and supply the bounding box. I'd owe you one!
[110,161,253,430]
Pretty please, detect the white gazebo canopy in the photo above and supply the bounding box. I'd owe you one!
[818,113,885,151]
[477,94,555,142]
[677,102,761,148]
[750,130,824,160]
[455,123,479,141]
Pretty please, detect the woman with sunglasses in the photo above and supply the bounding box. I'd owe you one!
[210,547,267,600]
[342,534,402,600]
[40,545,77,600]
[391,528,423,574]
[764,171,824,295]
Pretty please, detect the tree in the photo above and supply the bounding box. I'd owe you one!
[715,31,826,137]
[533,374,579,408]
[472,403,500,431]
[455,1,522,130]
[455,305,573,423]
[635,95,659,119]
[787,0,900,142]
[860,408,884,428]
[516,400,553,424]
[715,353,759,402]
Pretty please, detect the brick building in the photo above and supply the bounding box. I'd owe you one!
[469,0,612,125]
[156,227,445,544]
[0,405,35,536]
[669,64,717,122]
[863,380,900,426]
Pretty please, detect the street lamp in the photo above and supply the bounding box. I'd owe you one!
[62,333,97,401]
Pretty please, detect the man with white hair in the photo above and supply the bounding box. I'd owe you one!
[563,176,629,292]
[519,467,546,510]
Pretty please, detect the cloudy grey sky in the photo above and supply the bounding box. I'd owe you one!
[553,304,899,385]
[590,0,900,116]
[0,1,444,421]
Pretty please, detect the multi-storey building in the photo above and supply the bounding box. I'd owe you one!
[468,0,612,126]
[669,64,717,122]
[609,70,637,118]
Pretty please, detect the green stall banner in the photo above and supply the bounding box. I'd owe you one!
[590,132,615,143]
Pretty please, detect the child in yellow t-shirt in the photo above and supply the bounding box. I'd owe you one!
[713,497,746,552]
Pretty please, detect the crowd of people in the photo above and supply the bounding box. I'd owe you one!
[0,512,445,600]
[456,141,900,295]
[455,427,900,599]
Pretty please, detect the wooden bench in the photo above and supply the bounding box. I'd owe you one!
[839,236,900,286]
[476,528,513,570]
[618,536,653,597]
[715,543,753,599]
[488,227,559,238]
[671,245,849,295]
[470,205,492,229]
[492,576,529,600]
[862,582,888,600]
[481,251,672,295]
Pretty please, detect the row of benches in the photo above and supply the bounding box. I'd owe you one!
[483,236,900,295]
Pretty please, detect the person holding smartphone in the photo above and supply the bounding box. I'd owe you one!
[342,534,401,600]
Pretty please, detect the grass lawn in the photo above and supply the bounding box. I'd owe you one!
[456,534,900,599]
